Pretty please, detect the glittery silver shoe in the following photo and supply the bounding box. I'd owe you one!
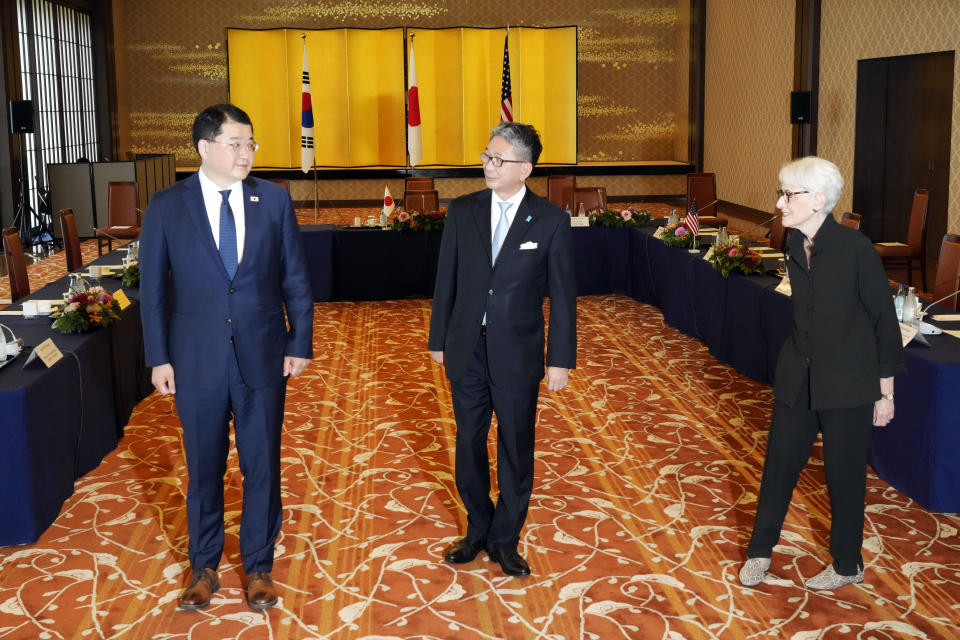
[804,564,864,590]
[739,557,771,587]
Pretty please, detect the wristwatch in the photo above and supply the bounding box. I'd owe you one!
[881,393,894,401]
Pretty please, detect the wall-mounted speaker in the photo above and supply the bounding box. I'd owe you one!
[9,100,35,134]
[790,91,811,124]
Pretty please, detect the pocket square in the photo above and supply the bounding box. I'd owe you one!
[519,241,538,250]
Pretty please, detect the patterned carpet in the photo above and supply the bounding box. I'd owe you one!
[1,212,957,639]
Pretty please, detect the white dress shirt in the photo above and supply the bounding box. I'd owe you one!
[490,184,527,237]
[198,168,246,262]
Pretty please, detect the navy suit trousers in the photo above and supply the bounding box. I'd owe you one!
[451,334,540,547]
[174,348,286,574]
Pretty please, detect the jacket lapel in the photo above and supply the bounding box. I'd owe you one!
[493,190,538,269]
[472,190,493,266]
[181,173,226,277]
[239,178,262,275]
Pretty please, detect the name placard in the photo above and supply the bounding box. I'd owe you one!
[26,338,64,368]
[774,277,792,296]
[899,322,918,347]
[113,289,131,310]
[569,216,590,227]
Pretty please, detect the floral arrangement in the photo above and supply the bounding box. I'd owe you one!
[390,208,447,232]
[657,222,698,248]
[707,242,765,278]
[588,206,652,228]
[121,261,139,288]
[51,286,122,333]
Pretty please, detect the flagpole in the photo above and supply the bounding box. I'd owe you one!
[312,166,319,223]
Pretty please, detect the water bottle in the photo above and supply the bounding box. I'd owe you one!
[894,284,905,322]
[902,286,917,325]
[577,202,586,217]
[564,202,572,216]
[380,209,388,228]
[668,209,679,225]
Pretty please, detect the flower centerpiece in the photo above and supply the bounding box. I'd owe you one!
[588,206,652,228]
[657,221,697,248]
[51,286,122,333]
[390,208,447,232]
[121,260,139,288]
[707,242,765,277]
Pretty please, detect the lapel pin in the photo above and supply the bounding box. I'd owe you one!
[250,195,259,202]
[525,215,532,222]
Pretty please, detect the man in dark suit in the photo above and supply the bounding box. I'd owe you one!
[428,122,577,577]
[140,104,314,610]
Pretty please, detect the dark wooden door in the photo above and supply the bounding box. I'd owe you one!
[853,50,953,257]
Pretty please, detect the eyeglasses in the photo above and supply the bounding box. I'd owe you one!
[776,189,809,202]
[206,139,259,153]
[480,152,527,168]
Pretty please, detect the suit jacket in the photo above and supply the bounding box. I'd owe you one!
[140,173,313,389]
[774,214,906,409]
[428,188,577,386]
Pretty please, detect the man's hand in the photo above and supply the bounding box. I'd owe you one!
[284,356,311,377]
[430,350,444,364]
[546,366,569,392]
[152,363,176,395]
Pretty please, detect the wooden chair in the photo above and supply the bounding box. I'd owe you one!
[2,227,30,302]
[929,239,960,311]
[767,209,788,251]
[686,172,727,227]
[840,212,863,230]
[875,188,929,290]
[60,209,83,272]
[404,177,434,191]
[547,175,576,210]
[403,189,439,213]
[572,187,607,214]
[266,178,290,191]
[96,181,141,255]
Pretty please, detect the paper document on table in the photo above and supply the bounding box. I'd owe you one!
[899,322,918,346]
[0,310,22,316]
[945,330,960,339]
[877,242,907,247]
[112,225,132,229]
[931,314,960,322]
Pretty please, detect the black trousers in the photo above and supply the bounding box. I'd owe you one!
[746,376,874,575]
[450,333,540,547]
[174,348,286,574]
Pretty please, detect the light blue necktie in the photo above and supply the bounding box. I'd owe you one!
[492,200,511,264]
[218,189,238,279]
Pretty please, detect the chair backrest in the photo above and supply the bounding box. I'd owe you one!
[404,189,439,213]
[108,181,140,227]
[266,178,290,191]
[906,188,929,253]
[934,239,960,311]
[840,212,862,230]
[2,226,30,302]
[404,177,434,191]
[547,175,576,209]
[60,209,83,272]
[572,187,607,213]
[686,172,717,213]
[768,209,787,251]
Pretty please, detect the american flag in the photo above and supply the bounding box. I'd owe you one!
[685,200,699,236]
[499,29,513,122]
[300,40,315,174]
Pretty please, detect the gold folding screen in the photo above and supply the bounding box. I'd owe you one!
[227,27,575,168]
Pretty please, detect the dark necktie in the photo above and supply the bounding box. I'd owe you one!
[218,189,238,279]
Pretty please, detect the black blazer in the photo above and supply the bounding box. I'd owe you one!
[774,215,906,409]
[428,188,577,386]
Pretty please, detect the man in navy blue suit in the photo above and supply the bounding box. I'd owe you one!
[428,122,577,577]
[140,104,314,611]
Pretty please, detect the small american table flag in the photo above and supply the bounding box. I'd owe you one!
[685,201,699,236]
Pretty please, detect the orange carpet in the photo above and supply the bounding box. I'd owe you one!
[1,292,958,638]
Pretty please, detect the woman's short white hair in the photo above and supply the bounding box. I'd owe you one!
[779,156,843,214]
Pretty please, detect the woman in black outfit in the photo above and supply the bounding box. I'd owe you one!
[740,156,906,590]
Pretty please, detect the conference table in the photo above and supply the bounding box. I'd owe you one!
[0,251,153,546]
[302,223,960,513]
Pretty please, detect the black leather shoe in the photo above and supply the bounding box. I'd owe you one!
[444,537,486,563]
[487,546,531,577]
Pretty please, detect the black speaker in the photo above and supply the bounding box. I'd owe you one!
[790,91,811,124]
[9,100,34,134]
